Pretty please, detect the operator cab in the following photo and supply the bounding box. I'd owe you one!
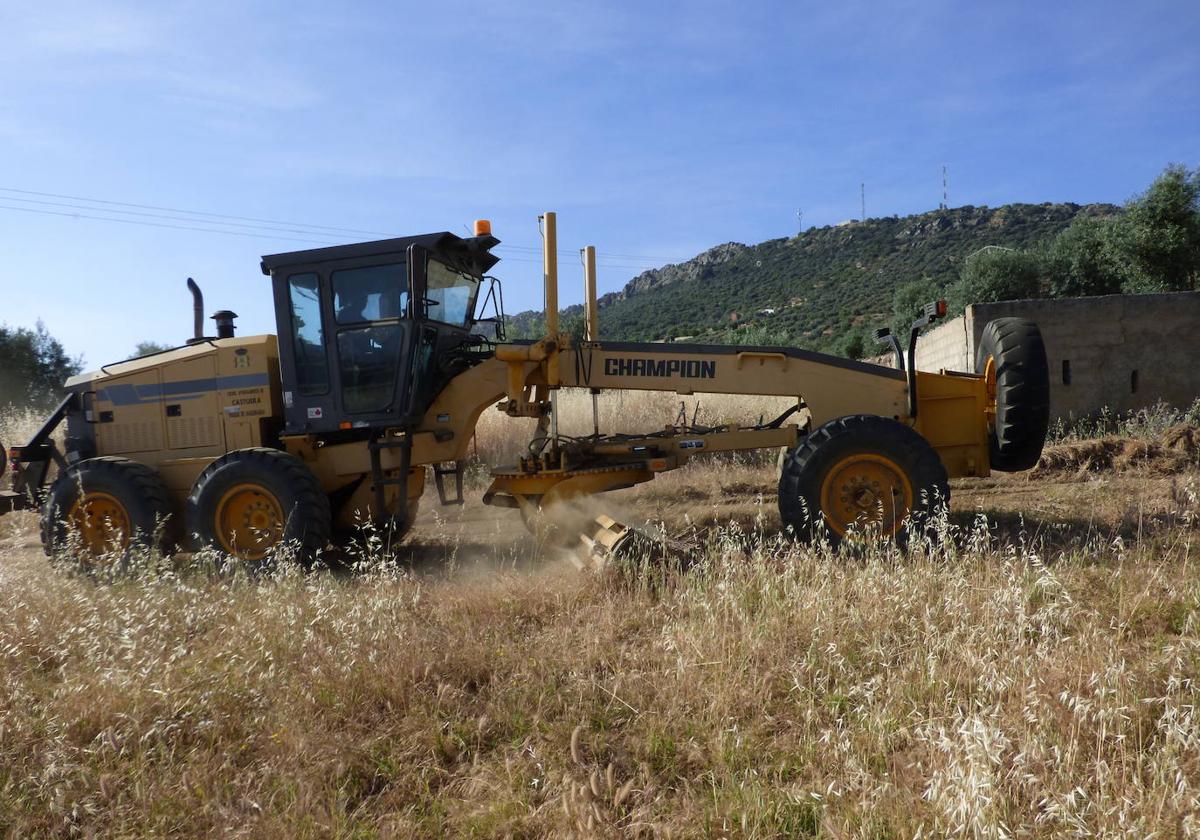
[261,229,500,436]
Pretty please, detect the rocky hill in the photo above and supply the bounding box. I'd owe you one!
[504,202,1117,352]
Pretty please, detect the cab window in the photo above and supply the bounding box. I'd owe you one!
[287,272,329,396]
[330,262,409,414]
[333,263,408,324]
[426,259,480,328]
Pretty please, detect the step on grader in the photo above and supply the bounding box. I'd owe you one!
[0,213,1049,568]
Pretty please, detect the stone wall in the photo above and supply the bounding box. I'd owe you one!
[870,291,1200,421]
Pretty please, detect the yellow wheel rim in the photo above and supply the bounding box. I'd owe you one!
[215,483,285,560]
[819,453,914,537]
[68,491,131,557]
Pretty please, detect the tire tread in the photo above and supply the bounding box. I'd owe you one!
[187,447,331,563]
[975,318,1050,471]
[778,414,949,546]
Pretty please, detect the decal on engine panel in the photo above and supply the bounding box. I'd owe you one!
[603,358,716,379]
[228,388,265,417]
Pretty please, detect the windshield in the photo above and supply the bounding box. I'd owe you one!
[426,258,480,328]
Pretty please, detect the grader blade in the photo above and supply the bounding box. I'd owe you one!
[573,514,697,571]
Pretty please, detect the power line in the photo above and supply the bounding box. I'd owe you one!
[0,185,393,237]
[1,184,686,262]
[494,242,683,263]
[0,184,684,268]
[0,202,671,272]
[0,203,346,245]
[0,194,369,240]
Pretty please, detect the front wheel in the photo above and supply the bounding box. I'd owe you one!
[778,415,949,546]
[188,448,331,567]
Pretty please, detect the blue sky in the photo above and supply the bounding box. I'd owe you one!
[2,0,1197,367]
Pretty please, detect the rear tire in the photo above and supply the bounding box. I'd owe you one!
[188,448,331,568]
[975,318,1050,472]
[41,457,174,567]
[778,415,949,547]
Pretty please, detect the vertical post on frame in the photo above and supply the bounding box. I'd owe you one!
[541,211,560,447]
[583,245,599,343]
[542,211,559,344]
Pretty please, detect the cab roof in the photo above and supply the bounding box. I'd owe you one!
[260,231,500,275]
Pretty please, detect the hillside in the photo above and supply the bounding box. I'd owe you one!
[505,202,1117,352]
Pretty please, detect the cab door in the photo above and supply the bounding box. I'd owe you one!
[402,245,484,426]
[402,244,435,426]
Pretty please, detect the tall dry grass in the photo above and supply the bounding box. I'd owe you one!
[0,405,46,450]
[3,478,1200,836]
[3,398,1200,837]
[1050,398,1200,443]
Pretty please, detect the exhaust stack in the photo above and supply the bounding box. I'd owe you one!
[186,278,204,341]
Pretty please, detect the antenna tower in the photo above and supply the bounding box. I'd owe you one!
[941,165,949,210]
[860,182,865,221]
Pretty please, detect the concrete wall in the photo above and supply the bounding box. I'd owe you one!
[871,291,1200,421]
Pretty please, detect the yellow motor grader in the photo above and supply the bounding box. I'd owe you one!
[0,213,1048,565]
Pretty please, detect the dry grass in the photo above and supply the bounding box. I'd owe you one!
[2,401,1200,838]
[0,406,47,451]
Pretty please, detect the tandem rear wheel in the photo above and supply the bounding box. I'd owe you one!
[778,414,950,547]
[187,447,331,569]
[41,456,175,570]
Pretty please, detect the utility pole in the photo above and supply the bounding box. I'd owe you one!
[860,182,865,222]
[941,164,949,210]
[796,208,803,234]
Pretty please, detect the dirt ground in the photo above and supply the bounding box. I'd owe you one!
[3,451,1196,575]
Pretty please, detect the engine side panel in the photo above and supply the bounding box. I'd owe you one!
[66,335,283,505]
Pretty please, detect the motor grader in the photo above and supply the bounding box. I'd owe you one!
[0,212,1049,566]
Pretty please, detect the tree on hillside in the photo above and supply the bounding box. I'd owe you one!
[0,322,83,410]
[130,340,172,359]
[952,247,1044,309]
[839,327,869,360]
[1117,164,1200,293]
[972,164,1200,301]
[1044,215,1125,298]
[891,276,943,334]
[724,322,794,347]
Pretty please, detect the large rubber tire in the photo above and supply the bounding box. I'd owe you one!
[975,318,1050,472]
[778,415,950,546]
[187,448,331,567]
[41,456,174,564]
